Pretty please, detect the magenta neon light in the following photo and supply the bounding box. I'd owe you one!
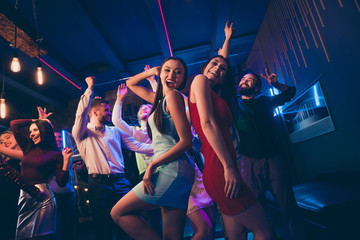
[37,56,81,90]
[157,0,173,57]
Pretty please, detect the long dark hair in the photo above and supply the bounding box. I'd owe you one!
[199,55,236,115]
[25,120,59,155]
[147,56,188,139]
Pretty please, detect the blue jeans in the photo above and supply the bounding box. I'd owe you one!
[88,175,131,240]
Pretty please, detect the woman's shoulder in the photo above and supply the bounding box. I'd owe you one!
[165,90,185,104]
[191,74,210,89]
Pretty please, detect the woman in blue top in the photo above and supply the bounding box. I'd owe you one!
[111,57,195,240]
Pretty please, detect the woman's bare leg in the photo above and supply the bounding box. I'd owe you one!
[187,206,215,240]
[161,206,187,240]
[110,190,161,240]
[221,201,276,240]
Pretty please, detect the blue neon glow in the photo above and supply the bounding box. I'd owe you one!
[270,88,274,96]
[274,88,280,95]
[61,130,66,149]
[314,85,320,107]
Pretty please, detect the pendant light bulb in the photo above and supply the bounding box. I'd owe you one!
[37,61,43,85]
[0,98,6,119]
[11,51,21,72]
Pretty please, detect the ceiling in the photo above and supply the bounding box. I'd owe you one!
[0,0,269,127]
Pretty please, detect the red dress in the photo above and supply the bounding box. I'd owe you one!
[189,88,256,215]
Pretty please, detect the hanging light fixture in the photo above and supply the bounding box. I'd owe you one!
[10,25,21,73]
[37,61,43,85]
[33,0,44,85]
[1,64,6,119]
[10,0,21,73]
[36,39,43,85]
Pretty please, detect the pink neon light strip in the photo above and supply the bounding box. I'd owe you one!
[37,56,81,90]
[157,0,173,57]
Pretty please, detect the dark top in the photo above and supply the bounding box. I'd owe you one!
[235,87,296,158]
[0,156,39,197]
[10,119,69,187]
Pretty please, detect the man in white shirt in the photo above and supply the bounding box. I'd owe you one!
[72,76,153,240]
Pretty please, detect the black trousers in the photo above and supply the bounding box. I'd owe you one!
[88,175,131,240]
[54,192,77,240]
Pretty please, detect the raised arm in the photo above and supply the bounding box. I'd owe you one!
[143,90,192,194]
[145,65,158,91]
[112,83,137,137]
[54,147,72,187]
[190,75,240,199]
[10,119,33,153]
[261,68,289,92]
[218,21,235,58]
[0,156,43,199]
[126,67,160,104]
[0,145,23,161]
[72,76,94,141]
[261,69,296,106]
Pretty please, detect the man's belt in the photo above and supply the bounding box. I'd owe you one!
[89,173,125,179]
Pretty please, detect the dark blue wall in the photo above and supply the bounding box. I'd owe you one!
[246,0,360,182]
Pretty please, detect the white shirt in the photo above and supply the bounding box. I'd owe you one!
[112,101,154,174]
[72,88,153,175]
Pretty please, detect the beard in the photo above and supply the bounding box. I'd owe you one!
[238,85,256,97]
[99,115,110,124]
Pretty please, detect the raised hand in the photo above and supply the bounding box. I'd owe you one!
[145,65,155,82]
[62,147,74,160]
[85,76,96,90]
[224,20,235,40]
[144,65,158,91]
[151,66,161,77]
[117,83,128,101]
[37,107,53,120]
[260,68,278,86]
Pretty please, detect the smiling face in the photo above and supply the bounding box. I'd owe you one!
[203,57,228,86]
[160,59,186,93]
[0,132,18,149]
[239,73,257,89]
[29,123,41,145]
[137,104,152,121]
[97,103,112,124]
[54,132,63,149]
[238,73,260,96]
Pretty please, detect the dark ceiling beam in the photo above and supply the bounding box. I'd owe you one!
[0,1,80,91]
[210,0,232,58]
[146,0,172,58]
[3,74,63,108]
[64,0,126,72]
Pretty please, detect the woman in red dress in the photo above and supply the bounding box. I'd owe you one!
[188,53,276,239]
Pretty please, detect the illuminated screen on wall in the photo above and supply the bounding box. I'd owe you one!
[281,81,335,143]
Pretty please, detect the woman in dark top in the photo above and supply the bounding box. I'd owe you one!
[10,119,72,240]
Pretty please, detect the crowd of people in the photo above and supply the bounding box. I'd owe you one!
[0,21,304,240]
